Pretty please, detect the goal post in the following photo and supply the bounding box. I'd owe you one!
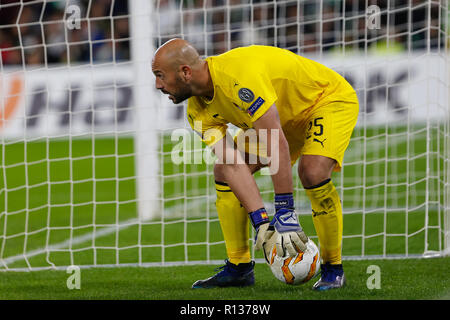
[129,0,160,221]
[446,4,450,255]
[0,0,449,272]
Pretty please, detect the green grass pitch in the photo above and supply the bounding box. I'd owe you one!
[0,258,449,299]
[0,123,448,299]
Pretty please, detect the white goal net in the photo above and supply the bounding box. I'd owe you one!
[0,0,449,271]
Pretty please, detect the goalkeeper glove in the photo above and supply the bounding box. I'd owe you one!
[248,208,274,251]
[271,193,308,257]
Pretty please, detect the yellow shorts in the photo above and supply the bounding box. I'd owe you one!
[288,99,359,171]
[234,99,359,171]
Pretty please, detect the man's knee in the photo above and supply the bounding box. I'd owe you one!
[214,162,264,183]
[298,155,336,188]
[299,165,328,188]
[214,163,227,182]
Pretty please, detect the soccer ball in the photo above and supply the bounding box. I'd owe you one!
[263,234,321,285]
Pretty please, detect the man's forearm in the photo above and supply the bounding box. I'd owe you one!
[253,104,293,195]
[267,128,293,194]
[216,163,265,213]
[213,134,265,213]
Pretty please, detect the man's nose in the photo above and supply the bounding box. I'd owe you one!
[155,78,164,90]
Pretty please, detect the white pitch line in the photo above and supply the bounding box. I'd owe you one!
[2,164,429,269]
[0,195,272,268]
[1,197,217,267]
[1,217,139,267]
[0,198,218,267]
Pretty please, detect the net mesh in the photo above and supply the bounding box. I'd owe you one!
[0,0,448,271]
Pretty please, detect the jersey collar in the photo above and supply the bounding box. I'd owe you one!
[200,57,216,105]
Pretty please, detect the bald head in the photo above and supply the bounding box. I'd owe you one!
[153,38,201,72]
[152,39,212,104]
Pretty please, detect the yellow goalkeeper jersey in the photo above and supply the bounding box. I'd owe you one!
[187,45,357,147]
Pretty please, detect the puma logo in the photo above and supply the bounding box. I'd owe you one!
[312,209,327,217]
[280,212,298,224]
[313,138,326,148]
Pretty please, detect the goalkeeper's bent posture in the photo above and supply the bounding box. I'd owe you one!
[152,39,359,291]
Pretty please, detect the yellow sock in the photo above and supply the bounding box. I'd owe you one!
[305,179,343,265]
[215,181,251,265]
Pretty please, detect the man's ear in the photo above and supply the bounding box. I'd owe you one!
[180,65,192,81]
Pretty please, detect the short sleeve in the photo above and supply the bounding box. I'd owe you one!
[230,71,278,122]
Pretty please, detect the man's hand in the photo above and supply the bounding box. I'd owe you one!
[254,223,274,250]
[268,193,309,257]
[270,208,308,257]
[248,208,274,250]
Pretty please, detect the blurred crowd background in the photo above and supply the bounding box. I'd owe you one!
[0,0,446,66]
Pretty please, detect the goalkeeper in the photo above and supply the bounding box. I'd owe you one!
[152,39,358,291]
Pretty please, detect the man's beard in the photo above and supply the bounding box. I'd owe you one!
[170,79,192,104]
